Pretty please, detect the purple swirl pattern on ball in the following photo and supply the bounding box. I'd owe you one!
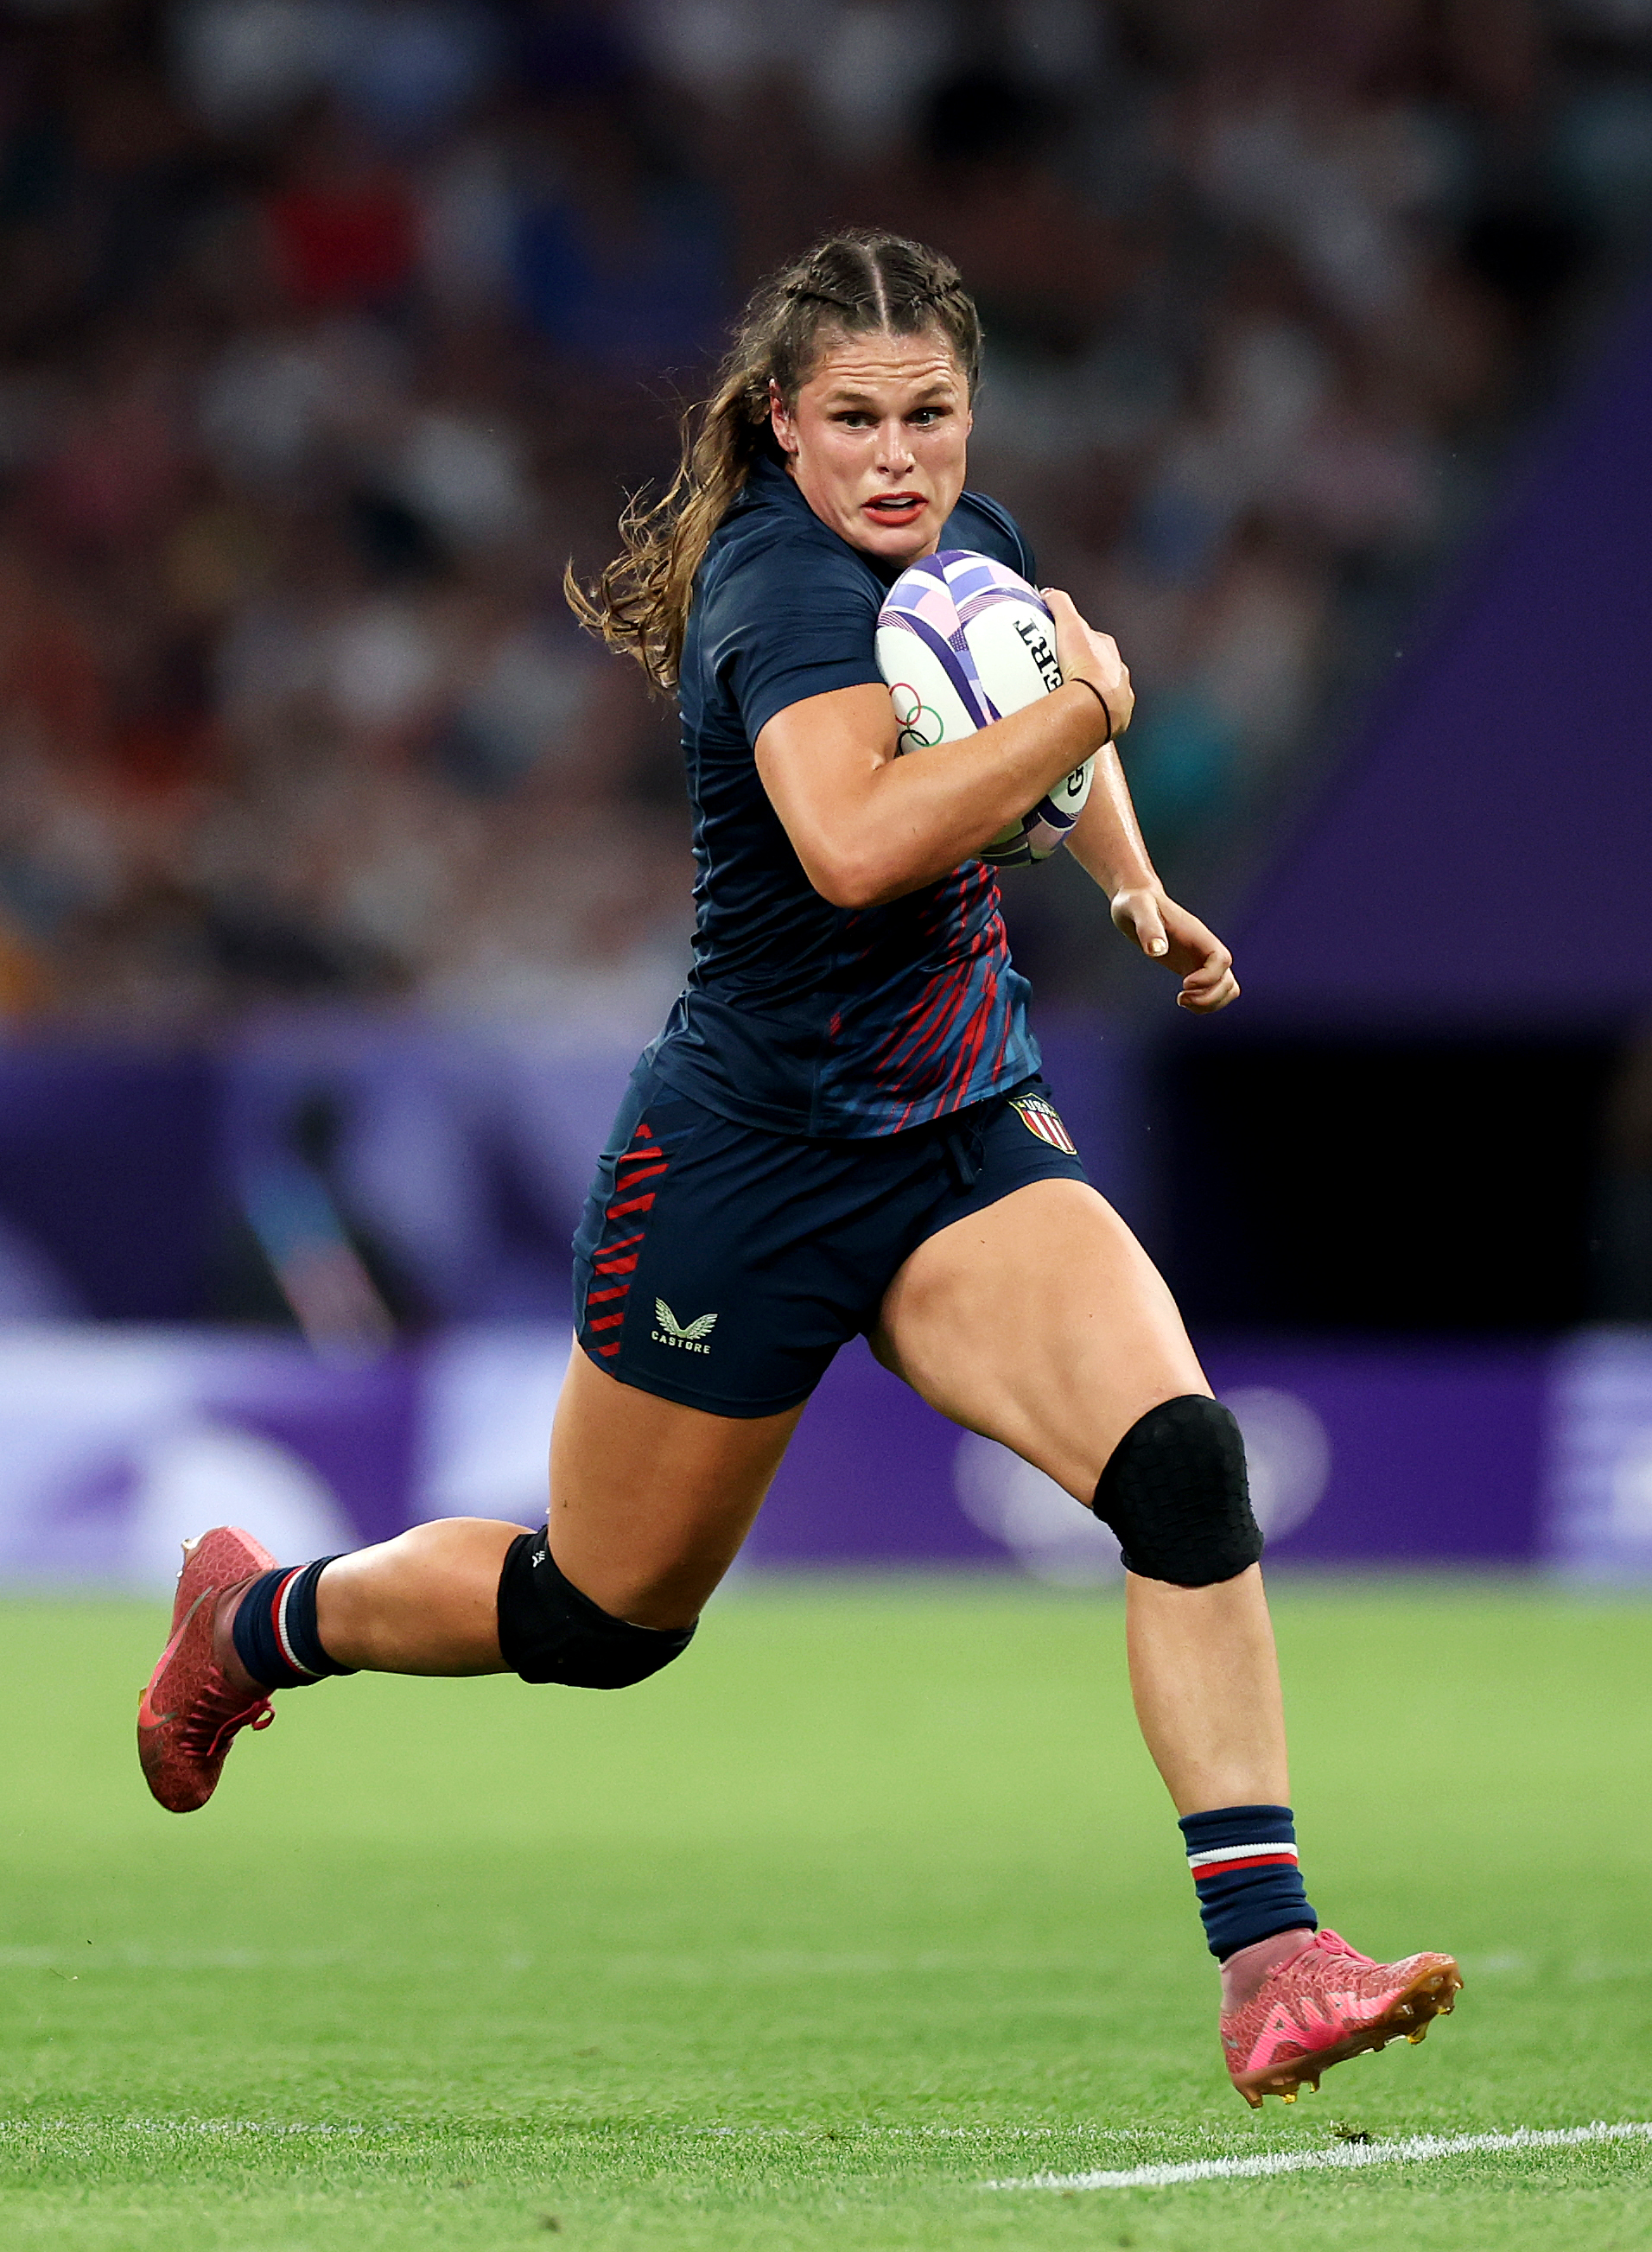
[876,550,1053,733]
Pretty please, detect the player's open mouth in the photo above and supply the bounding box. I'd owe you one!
[864,493,925,525]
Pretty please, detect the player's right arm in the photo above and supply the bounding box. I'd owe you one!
[754,591,1129,912]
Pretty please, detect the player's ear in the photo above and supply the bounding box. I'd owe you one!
[769,379,798,456]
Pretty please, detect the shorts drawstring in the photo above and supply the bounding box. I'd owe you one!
[941,1120,982,1193]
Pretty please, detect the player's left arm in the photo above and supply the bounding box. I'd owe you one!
[1064,735,1240,1016]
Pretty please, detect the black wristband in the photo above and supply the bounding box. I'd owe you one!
[1068,674,1114,744]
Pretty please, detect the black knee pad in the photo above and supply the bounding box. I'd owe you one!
[1090,1395,1261,1587]
[497,1528,696,1688]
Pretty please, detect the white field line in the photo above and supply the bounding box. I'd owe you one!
[986,2119,1652,2192]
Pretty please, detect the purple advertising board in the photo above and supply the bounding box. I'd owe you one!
[0,1013,1150,1330]
[0,1320,1620,1591]
[1230,280,1652,1029]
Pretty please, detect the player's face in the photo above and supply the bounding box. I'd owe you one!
[771,328,972,565]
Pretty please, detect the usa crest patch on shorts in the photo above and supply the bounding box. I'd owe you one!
[1008,1092,1077,1155]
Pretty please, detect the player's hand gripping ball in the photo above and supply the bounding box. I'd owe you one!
[874,550,1092,867]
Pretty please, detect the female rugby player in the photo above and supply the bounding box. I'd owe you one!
[138,231,1459,2107]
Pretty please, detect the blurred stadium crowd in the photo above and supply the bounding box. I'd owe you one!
[0,0,1649,1026]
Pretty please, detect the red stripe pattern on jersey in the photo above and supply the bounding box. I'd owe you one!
[864,864,1020,1135]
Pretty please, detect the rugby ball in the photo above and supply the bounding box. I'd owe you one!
[874,550,1093,867]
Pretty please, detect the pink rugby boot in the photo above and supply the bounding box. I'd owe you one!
[137,1526,279,1813]
[1221,1928,1463,2108]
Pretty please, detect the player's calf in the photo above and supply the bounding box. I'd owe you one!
[137,1519,692,1818]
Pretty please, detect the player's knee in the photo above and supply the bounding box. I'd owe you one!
[1090,1395,1262,1587]
[496,1529,696,1688]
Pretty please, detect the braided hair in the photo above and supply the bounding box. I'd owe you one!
[564,231,982,692]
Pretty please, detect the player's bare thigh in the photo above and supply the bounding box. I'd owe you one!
[547,1346,804,1629]
[873,1176,1208,1500]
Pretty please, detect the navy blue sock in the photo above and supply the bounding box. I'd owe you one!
[1179,1804,1317,1960]
[231,1559,358,1689]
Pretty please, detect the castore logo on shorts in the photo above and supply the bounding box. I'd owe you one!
[652,1300,718,1352]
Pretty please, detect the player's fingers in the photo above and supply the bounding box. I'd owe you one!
[1185,951,1232,991]
[1179,938,1230,984]
[1045,588,1116,666]
[1178,970,1240,1012]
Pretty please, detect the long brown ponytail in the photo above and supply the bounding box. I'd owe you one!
[564,231,982,694]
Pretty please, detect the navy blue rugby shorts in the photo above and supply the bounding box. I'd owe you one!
[571,1062,1090,1417]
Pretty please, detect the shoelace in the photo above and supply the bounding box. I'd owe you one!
[178,1664,275,1762]
[1306,1931,1378,1973]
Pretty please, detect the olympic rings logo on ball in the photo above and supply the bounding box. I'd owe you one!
[889,682,944,752]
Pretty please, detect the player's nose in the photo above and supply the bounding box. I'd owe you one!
[874,417,915,471]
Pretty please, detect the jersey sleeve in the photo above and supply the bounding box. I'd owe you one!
[704,531,883,746]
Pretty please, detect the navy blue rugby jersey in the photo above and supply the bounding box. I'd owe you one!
[645,451,1042,1139]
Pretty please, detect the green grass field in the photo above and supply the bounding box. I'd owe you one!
[3,1576,1651,2249]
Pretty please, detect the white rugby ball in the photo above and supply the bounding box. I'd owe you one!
[874,549,1093,867]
